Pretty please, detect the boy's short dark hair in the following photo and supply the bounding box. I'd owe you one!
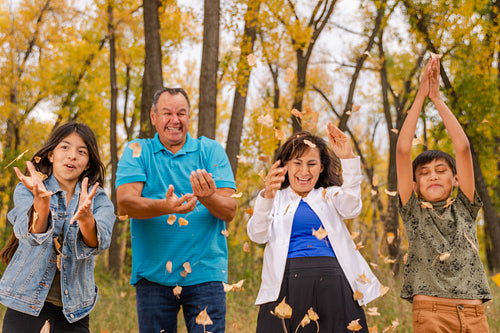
[412,149,457,181]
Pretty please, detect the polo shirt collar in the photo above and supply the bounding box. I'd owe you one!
[152,132,199,156]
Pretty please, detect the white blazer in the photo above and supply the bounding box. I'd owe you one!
[247,157,382,306]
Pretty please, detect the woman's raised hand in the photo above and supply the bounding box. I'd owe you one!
[263,160,287,199]
[327,122,355,159]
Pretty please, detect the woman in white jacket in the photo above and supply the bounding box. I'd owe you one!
[247,123,382,333]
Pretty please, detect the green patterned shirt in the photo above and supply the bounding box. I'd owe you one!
[398,188,491,302]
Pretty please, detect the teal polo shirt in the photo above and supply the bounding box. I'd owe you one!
[116,133,236,286]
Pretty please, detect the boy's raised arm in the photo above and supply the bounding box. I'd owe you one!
[429,58,475,201]
[396,60,432,206]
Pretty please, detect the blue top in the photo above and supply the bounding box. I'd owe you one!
[287,200,336,258]
[0,175,115,323]
[115,133,236,286]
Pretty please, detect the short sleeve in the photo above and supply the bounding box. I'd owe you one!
[203,139,236,190]
[455,187,482,219]
[115,140,147,188]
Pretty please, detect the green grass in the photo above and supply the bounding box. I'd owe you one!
[0,262,498,332]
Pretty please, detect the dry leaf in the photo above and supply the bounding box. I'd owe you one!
[352,105,361,112]
[303,139,316,148]
[245,208,254,215]
[356,272,371,285]
[129,142,142,158]
[196,307,213,326]
[275,129,285,141]
[291,108,303,119]
[386,232,395,245]
[179,217,189,226]
[382,319,400,332]
[322,188,327,199]
[257,114,274,128]
[284,67,294,82]
[370,262,379,269]
[298,313,311,328]
[223,279,245,292]
[231,192,243,198]
[439,252,451,261]
[347,319,362,332]
[421,201,433,209]
[355,242,364,250]
[243,242,250,253]
[247,53,257,66]
[404,253,408,265]
[383,257,396,264]
[307,307,319,321]
[390,128,399,134]
[36,171,48,181]
[221,229,229,237]
[230,45,241,53]
[372,175,379,187]
[430,52,442,59]
[412,138,423,146]
[384,189,397,197]
[166,261,172,273]
[5,149,30,169]
[167,215,177,225]
[492,273,500,288]
[40,320,50,333]
[353,291,363,301]
[379,285,390,297]
[369,325,379,333]
[366,307,380,316]
[117,214,129,221]
[270,297,292,319]
[351,232,360,240]
[173,285,182,298]
[34,156,42,163]
[180,271,188,278]
[346,110,352,116]
[370,189,377,196]
[183,262,192,273]
[464,232,478,252]
[443,197,454,209]
[312,226,328,240]
[258,155,271,163]
[363,50,371,58]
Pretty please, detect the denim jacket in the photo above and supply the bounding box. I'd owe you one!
[0,175,115,323]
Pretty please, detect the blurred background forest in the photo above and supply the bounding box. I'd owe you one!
[0,0,499,331]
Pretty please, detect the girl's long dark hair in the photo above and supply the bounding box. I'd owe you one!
[276,131,342,189]
[32,122,105,186]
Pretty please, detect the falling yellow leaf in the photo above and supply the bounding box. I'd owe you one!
[245,208,254,215]
[179,217,189,226]
[430,52,442,59]
[363,50,371,58]
[231,192,243,198]
[372,175,379,187]
[196,307,213,327]
[370,189,377,196]
[355,242,364,250]
[258,155,270,163]
[492,273,500,287]
[382,319,400,332]
[166,261,172,273]
[312,226,328,240]
[412,137,423,146]
[346,110,352,115]
[384,257,396,264]
[369,325,379,333]
[404,253,408,265]
[440,252,451,261]
[247,53,257,66]
[117,214,129,221]
[351,232,360,240]
[40,320,50,333]
[173,285,182,298]
[271,297,292,319]
[298,313,311,329]
[229,45,241,53]
[34,156,42,163]
[353,291,363,301]
[322,188,327,199]
[366,307,380,316]
[347,319,362,332]
[36,171,48,181]
[167,215,177,225]
[183,262,192,273]
[4,149,30,169]
[370,262,379,269]
[291,108,303,119]
[128,142,141,158]
[307,307,319,321]
[379,285,390,297]
[303,139,316,148]
[384,189,397,197]
[386,232,395,245]
[221,229,229,237]
[243,242,250,253]
[352,105,361,112]
[284,67,295,82]
[257,114,274,128]
[223,279,245,292]
[464,232,478,252]
[356,272,371,285]
[421,201,433,209]
[482,119,489,123]
[275,129,285,141]
[390,128,399,134]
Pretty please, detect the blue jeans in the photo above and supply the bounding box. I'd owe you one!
[135,279,226,333]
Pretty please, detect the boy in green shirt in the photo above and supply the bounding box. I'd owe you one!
[396,56,491,332]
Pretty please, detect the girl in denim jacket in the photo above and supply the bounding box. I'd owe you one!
[0,122,115,332]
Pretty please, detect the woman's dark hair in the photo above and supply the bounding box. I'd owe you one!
[32,122,105,186]
[412,149,456,181]
[276,131,342,189]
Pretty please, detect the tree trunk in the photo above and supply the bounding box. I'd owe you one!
[107,1,126,277]
[226,0,260,175]
[140,0,163,139]
[198,0,220,139]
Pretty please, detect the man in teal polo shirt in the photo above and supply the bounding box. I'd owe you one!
[116,87,237,333]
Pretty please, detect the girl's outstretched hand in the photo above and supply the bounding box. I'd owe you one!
[263,160,287,199]
[14,161,53,218]
[327,122,355,159]
[70,177,98,225]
